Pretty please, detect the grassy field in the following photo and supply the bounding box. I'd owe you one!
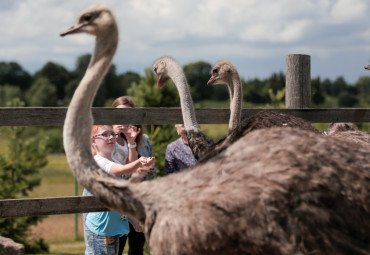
[29,154,87,255]
[29,154,143,255]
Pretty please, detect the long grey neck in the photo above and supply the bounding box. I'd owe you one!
[63,34,118,183]
[228,73,242,132]
[168,61,200,132]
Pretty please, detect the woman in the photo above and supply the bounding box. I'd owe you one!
[112,96,156,180]
[83,125,155,255]
[112,96,156,255]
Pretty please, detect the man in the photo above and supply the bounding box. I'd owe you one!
[164,124,197,175]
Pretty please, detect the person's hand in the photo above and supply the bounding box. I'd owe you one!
[139,157,155,168]
[128,216,144,232]
[136,166,150,178]
[125,125,141,144]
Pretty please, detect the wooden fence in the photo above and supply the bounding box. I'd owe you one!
[0,54,369,218]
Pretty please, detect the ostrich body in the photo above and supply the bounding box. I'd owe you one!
[62,6,370,255]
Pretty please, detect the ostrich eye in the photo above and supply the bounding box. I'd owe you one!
[82,13,93,22]
[153,67,157,73]
[212,68,219,74]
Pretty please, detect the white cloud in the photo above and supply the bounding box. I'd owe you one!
[0,0,369,83]
[330,0,367,23]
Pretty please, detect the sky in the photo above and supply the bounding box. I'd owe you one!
[1,0,370,84]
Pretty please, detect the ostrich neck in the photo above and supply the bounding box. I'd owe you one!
[228,74,242,131]
[64,34,118,180]
[62,31,149,220]
[169,62,200,132]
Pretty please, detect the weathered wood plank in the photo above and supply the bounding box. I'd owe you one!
[286,54,311,108]
[0,196,108,218]
[0,107,369,126]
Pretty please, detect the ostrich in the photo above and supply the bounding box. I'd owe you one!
[207,60,243,132]
[153,57,320,162]
[365,65,370,70]
[327,122,370,149]
[62,5,370,255]
[153,56,213,160]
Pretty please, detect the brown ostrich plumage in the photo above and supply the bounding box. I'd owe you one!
[63,5,370,255]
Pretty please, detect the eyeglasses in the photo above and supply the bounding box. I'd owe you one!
[92,132,119,139]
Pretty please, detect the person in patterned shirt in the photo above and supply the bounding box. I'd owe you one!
[165,124,197,175]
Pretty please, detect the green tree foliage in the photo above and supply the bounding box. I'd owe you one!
[26,77,57,106]
[323,77,348,97]
[119,71,141,97]
[311,77,326,106]
[68,54,123,106]
[243,78,267,104]
[183,61,228,102]
[34,62,70,103]
[243,72,286,105]
[128,68,179,175]
[0,62,32,90]
[354,76,370,106]
[128,67,179,107]
[0,99,49,253]
[338,91,359,107]
[0,85,23,106]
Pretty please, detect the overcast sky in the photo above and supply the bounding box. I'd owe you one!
[1,0,370,84]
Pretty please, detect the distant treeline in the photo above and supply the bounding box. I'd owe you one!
[1,54,370,108]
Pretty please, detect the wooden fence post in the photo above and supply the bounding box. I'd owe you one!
[285,54,311,108]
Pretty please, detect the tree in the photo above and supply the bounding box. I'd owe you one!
[70,54,123,106]
[0,62,32,90]
[0,85,24,106]
[338,91,359,107]
[0,99,49,253]
[26,77,57,107]
[118,71,141,97]
[34,62,70,103]
[183,61,213,102]
[311,77,325,106]
[128,67,179,107]
[354,76,370,106]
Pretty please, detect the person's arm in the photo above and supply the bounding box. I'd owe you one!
[110,157,155,176]
[126,127,141,163]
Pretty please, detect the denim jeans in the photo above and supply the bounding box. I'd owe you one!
[84,224,121,255]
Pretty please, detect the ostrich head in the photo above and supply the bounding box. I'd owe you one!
[153,56,176,88]
[207,60,238,86]
[60,4,116,37]
[365,65,370,70]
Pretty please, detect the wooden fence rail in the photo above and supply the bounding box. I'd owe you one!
[0,107,369,126]
[0,196,107,218]
[0,54,369,220]
[0,107,369,218]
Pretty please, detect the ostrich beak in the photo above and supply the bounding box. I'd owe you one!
[207,76,216,86]
[157,74,169,89]
[365,65,370,70]
[60,23,87,37]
